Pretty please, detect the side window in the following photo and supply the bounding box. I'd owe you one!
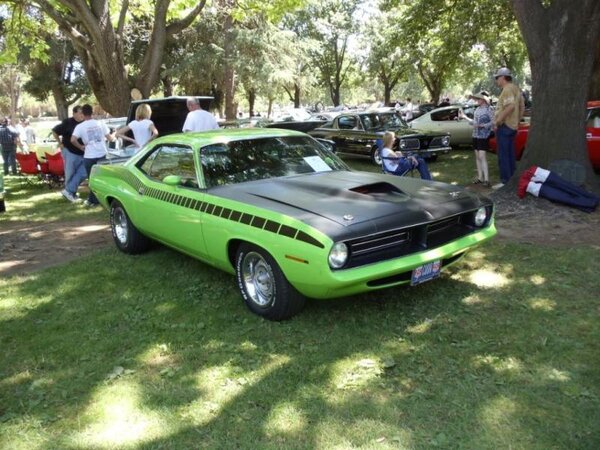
[338,116,357,130]
[201,144,231,188]
[430,109,454,121]
[142,145,198,188]
[587,108,600,128]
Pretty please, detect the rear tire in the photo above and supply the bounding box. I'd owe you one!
[109,200,150,254]
[235,243,306,320]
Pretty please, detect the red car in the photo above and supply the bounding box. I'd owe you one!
[490,101,600,169]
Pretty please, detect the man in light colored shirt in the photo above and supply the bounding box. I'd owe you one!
[493,67,525,186]
[402,98,414,121]
[182,98,219,132]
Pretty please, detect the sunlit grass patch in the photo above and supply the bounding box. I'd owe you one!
[528,297,556,311]
[72,381,171,448]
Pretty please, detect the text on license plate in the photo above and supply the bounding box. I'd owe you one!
[411,260,441,285]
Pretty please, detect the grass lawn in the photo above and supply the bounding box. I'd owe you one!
[1,151,599,449]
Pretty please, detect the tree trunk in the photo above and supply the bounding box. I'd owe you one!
[510,0,600,193]
[247,88,256,117]
[8,68,21,119]
[384,83,392,106]
[293,84,301,108]
[588,43,600,100]
[162,74,173,97]
[267,97,274,118]
[37,0,205,117]
[329,82,341,107]
[223,13,237,120]
[51,85,69,120]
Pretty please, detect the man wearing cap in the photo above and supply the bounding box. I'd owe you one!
[493,67,525,186]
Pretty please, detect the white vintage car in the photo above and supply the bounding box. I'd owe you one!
[409,105,477,146]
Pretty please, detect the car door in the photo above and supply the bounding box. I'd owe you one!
[136,143,208,258]
[335,114,364,155]
[586,107,600,168]
[430,108,470,145]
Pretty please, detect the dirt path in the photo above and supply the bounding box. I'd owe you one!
[0,218,112,277]
[1,192,598,278]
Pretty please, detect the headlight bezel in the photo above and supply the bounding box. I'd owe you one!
[442,136,450,146]
[328,242,349,269]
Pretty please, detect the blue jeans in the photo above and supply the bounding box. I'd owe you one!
[496,124,517,183]
[394,156,432,180]
[84,156,105,204]
[61,148,87,195]
[2,148,17,175]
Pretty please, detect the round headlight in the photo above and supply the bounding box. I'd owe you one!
[442,136,450,146]
[399,139,407,149]
[328,242,348,269]
[474,207,487,226]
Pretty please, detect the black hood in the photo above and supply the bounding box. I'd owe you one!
[209,171,491,241]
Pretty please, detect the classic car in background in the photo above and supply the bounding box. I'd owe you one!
[90,128,496,320]
[489,101,600,169]
[309,111,451,164]
[408,105,476,146]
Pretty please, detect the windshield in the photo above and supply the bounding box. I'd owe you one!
[359,112,407,131]
[201,136,349,188]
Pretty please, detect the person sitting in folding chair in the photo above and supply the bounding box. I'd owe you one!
[380,131,432,180]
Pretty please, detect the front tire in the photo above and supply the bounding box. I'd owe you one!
[235,243,306,320]
[371,146,383,165]
[110,200,150,254]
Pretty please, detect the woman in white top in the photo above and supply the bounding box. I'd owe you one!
[380,131,432,180]
[116,103,158,150]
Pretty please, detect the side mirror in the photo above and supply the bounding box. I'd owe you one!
[162,175,182,186]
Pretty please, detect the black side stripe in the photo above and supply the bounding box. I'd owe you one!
[119,173,325,249]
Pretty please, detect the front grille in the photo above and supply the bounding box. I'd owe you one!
[342,211,479,269]
[401,138,421,150]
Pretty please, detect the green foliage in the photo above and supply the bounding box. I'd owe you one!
[0,3,50,65]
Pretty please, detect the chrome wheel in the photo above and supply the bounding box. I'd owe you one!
[113,207,128,245]
[241,251,275,307]
[372,147,383,165]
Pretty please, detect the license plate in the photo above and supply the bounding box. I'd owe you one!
[411,260,441,285]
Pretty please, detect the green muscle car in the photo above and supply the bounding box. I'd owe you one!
[90,128,496,320]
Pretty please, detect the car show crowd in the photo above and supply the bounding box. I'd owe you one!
[1,65,597,216]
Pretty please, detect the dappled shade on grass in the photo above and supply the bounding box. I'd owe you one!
[1,239,599,449]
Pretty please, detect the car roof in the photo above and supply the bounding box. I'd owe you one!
[150,127,307,148]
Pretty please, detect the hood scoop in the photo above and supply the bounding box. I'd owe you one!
[349,182,405,196]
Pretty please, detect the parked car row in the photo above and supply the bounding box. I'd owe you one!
[309,110,451,164]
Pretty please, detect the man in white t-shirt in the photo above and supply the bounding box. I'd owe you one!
[70,104,114,206]
[402,97,414,121]
[182,98,219,132]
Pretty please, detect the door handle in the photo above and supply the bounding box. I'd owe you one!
[586,133,592,138]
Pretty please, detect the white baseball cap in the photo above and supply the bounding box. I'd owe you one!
[494,67,512,78]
